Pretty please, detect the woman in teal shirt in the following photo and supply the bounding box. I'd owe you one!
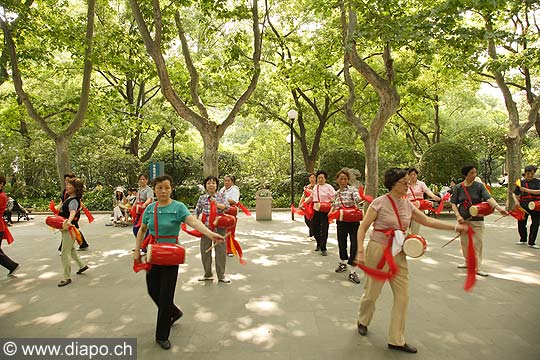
[133,175,224,350]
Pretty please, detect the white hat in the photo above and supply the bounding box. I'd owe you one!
[115,186,124,192]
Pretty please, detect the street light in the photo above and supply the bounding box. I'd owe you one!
[171,126,176,199]
[287,109,298,220]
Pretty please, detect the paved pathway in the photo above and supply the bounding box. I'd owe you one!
[1,211,539,359]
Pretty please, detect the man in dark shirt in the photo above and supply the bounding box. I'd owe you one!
[512,165,540,249]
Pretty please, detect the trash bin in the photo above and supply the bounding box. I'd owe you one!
[255,189,272,221]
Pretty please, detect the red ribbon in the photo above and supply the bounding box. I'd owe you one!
[1,219,14,244]
[291,204,305,216]
[464,226,477,292]
[227,232,247,265]
[81,203,94,223]
[358,186,374,204]
[181,223,203,237]
[508,206,526,221]
[356,229,399,282]
[237,202,251,216]
[49,200,59,215]
[133,259,152,273]
[434,193,451,215]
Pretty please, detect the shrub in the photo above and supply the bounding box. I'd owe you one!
[419,142,478,185]
[319,148,365,180]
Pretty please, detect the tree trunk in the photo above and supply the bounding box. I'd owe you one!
[201,126,220,177]
[505,135,522,209]
[364,135,379,198]
[55,136,71,185]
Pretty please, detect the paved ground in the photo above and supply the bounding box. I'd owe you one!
[1,211,539,359]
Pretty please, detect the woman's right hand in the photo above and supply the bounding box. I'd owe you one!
[456,215,465,223]
[133,249,141,262]
[355,251,365,265]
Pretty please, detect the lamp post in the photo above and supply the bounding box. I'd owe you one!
[171,126,176,199]
[287,109,298,220]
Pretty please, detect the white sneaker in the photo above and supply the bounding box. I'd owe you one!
[515,241,527,245]
[528,244,540,249]
[457,264,468,269]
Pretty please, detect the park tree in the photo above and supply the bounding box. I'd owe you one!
[128,0,263,177]
[0,0,96,186]
[431,0,540,208]
[340,1,401,198]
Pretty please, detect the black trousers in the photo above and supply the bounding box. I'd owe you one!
[146,264,182,341]
[304,216,314,237]
[336,221,359,265]
[312,211,330,251]
[0,237,18,272]
[518,208,540,245]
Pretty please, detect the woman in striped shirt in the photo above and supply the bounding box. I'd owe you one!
[332,169,363,284]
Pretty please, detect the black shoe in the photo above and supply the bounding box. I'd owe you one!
[7,264,20,277]
[388,343,417,353]
[321,251,328,256]
[156,339,171,350]
[171,310,183,326]
[58,279,72,287]
[314,247,320,251]
[357,322,367,336]
[76,265,89,275]
[335,263,347,273]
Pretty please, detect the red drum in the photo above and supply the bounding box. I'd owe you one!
[214,214,236,229]
[313,202,332,213]
[46,215,66,229]
[469,202,494,217]
[226,206,238,216]
[403,234,427,258]
[338,208,363,222]
[147,243,185,265]
[528,201,540,211]
[415,200,433,211]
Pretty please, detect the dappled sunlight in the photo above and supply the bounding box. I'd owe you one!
[488,267,540,285]
[0,301,23,316]
[426,330,485,345]
[73,324,101,337]
[250,255,279,267]
[232,323,284,349]
[193,305,219,322]
[245,295,284,316]
[22,312,70,326]
[419,256,439,265]
[101,249,131,258]
[14,278,41,292]
[85,308,103,320]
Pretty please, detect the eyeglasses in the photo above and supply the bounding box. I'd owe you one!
[397,179,410,185]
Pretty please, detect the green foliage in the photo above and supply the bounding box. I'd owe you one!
[319,148,365,180]
[489,186,507,203]
[82,187,114,211]
[420,142,478,185]
[218,151,242,178]
[174,183,202,209]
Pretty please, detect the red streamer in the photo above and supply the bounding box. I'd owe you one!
[358,186,374,203]
[81,204,94,223]
[356,229,399,282]
[133,260,152,273]
[209,200,217,231]
[1,220,14,244]
[291,204,305,216]
[227,232,247,265]
[434,193,451,215]
[181,223,203,237]
[508,206,526,221]
[49,200,59,215]
[237,202,252,216]
[464,226,477,292]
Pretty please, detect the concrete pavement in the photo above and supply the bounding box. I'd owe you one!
[1,211,539,359]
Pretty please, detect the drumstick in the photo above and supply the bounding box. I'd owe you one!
[493,214,507,222]
[442,217,471,248]
[441,233,460,248]
[205,232,231,253]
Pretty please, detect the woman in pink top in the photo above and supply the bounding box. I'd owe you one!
[355,168,467,354]
[407,168,441,235]
[305,170,335,256]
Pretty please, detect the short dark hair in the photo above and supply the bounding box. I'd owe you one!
[461,165,476,176]
[67,177,84,198]
[315,170,328,179]
[383,168,408,191]
[64,173,76,179]
[204,176,219,188]
[524,165,537,173]
[153,175,173,187]
[0,175,5,187]
[408,167,419,175]
[138,174,148,180]
[335,169,350,180]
